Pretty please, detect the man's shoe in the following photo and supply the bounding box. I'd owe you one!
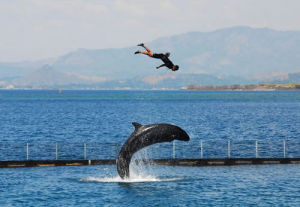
[134,51,140,54]
[137,43,144,47]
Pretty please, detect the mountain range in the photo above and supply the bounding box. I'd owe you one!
[0,26,300,89]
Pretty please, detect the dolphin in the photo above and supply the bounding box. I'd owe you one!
[116,122,190,179]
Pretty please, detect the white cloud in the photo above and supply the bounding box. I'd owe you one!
[31,0,108,16]
[159,0,178,12]
[113,0,145,16]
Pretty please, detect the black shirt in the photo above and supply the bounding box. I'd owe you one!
[152,53,174,69]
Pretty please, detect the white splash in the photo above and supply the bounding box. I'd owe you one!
[80,147,183,183]
[80,176,181,183]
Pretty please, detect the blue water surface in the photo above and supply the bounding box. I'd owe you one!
[0,90,300,206]
[0,90,299,143]
[0,164,299,206]
[0,90,299,160]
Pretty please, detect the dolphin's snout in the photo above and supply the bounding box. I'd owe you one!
[176,131,190,141]
[178,135,190,141]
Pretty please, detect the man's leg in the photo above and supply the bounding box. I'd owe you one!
[142,45,152,53]
[138,51,153,57]
[134,51,153,57]
[137,43,153,56]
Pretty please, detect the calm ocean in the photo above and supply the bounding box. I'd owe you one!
[1,90,299,143]
[0,90,299,206]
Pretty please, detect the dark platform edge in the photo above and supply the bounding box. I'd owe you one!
[1,158,300,168]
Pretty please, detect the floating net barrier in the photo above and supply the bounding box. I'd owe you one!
[0,140,299,161]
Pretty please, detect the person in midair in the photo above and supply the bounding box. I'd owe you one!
[134,43,179,71]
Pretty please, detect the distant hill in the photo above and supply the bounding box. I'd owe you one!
[1,65,299,90]
[270,72,300,84]
[11,65,108,89]
[51,26,300,80]
[2,64,254,89]
[0,26,300,89]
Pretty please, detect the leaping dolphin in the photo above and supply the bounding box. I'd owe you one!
[116,122,190,179]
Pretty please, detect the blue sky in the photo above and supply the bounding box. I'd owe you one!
[0,0,299,62]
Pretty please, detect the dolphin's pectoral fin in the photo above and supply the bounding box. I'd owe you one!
[132,122,142,130]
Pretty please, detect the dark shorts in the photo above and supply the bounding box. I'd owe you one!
[152,53,174,69]
[152,53,164,59]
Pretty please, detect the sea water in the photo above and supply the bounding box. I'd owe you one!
[0,164,299,206]
[0,90,299,143]
[0,90,299,160]
[0,90,300,206]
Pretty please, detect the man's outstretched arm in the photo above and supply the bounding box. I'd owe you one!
[156,64,166,69]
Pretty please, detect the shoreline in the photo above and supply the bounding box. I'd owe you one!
[187,83,300,91]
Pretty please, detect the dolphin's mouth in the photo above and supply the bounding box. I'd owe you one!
[176,133,190,141]
[179,136,190,141]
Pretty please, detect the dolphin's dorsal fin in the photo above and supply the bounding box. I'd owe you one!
[132,122,142,130]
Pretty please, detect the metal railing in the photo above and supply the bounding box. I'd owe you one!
[0,140,299,161]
